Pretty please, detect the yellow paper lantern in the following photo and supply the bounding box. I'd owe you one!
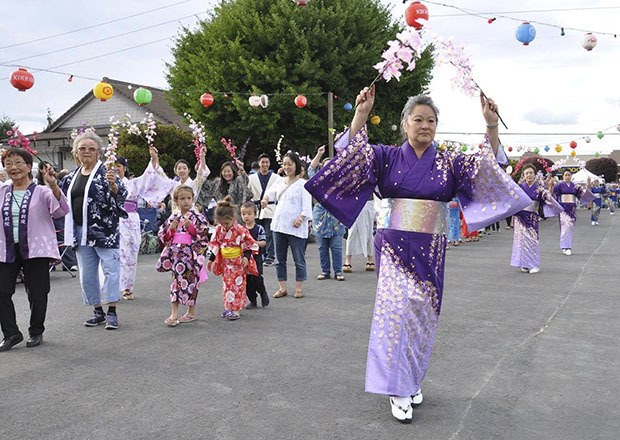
[370,115,381,125]
[554,144,562,153]
[93,81,114,102]
[570,150,577,157]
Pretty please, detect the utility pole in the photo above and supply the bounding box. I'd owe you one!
[327,91,334,157]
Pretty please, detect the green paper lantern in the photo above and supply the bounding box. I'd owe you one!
[597,131,604,139]
[533,147,540,154]
[133,87,153,106]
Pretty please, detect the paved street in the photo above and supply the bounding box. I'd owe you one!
[1,209,619,440]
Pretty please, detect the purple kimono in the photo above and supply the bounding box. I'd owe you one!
[553,181,592,250]
[510,182,563,270]
[306,127,531,397]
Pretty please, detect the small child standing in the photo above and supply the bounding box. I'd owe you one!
[156,185,210,326]
[240,201,269,308]
[208,196,259,320]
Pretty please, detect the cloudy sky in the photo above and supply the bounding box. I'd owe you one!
[1,0,619,156]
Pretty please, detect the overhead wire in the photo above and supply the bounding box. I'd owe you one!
[0,0,194,50]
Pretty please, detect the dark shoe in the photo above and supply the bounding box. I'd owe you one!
[263,259,275,267]
[335,273,345,281]
[246,302,258,309]
[26,335,43,348]
[260,290,270,307]
[317,273,330,280]
[84,311,106,327]
[0,334,24,352]
[105,313,119,330]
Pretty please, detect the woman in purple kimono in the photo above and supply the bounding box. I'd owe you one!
[553,171,592,256]
[510,165,563,274]
[306,86,531,423]
[0,148,69,351]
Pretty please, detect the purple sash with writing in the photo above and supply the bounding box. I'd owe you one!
[2,183,37,262]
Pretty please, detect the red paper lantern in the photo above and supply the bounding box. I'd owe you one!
[294,95,307,108]
[10,68,35,92]
[404,1,429,30]
[569,140,577,149]
[507,146,513,152]
[200,93,214,108]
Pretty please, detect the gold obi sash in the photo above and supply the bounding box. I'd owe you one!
[221,247,242,259]
[560,194,577,203]
[523,201,540,213]
[375,198,448,235]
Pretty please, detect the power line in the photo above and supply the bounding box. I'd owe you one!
[2,12,205,64]
[433,6,620,16]
[0,0,194,50]
[422,1,620,37]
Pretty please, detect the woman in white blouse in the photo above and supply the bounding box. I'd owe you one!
[261,152,312,299]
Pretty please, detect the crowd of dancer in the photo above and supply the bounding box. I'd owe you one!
[0,86,616,424]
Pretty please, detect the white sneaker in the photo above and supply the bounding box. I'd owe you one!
[565,249,572,256]
[529,267,540,274]
[596,221,599,225]
[389,396,413,423]
[411,389,423,405]
[520,267,529,273]
[592,221,596,226]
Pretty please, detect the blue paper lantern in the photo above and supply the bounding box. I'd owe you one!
[544,145,550,152]
[516,22,536,46]
[343,102,353,111]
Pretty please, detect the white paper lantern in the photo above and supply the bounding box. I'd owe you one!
[260,94,269,108]
[585,136,591,143]
[391,124,398,131]
[582,33,597,51]
[248,95,261,107]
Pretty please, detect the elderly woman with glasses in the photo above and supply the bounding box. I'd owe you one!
[60,132,127,330]
[0,148,69,351]
[306,85,531,423]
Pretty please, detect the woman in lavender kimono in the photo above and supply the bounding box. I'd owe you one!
[0,148,69,351]
[60,132,127,330]
[552,171,592,256]
[510,165,563,274]
[306,86,531,423]
[115,148,176,300]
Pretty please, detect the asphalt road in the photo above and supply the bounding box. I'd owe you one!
[1,208,618,440]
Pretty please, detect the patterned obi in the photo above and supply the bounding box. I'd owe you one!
[375,198,448,235]
[523,201,540,213]
[123,200,138,213]
[560,194,577,204]
[172,232,193,245]
[221,247,242,259]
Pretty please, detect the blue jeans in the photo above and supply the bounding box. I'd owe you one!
[74,226,121,305]
[318,234,344,275]
[273,232,307,282]
[257,218,274,261]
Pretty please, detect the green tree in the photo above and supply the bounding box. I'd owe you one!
[166,0,433,165]
[586,157,618,183]
[0,115,16,139]
[117,124,194,177]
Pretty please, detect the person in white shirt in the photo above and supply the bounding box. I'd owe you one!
[261,152,312,299]
[248,153,282,266]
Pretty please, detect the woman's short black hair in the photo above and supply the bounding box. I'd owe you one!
[2,147,34,167]
[283,151,303,176]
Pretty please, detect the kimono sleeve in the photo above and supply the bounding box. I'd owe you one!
[578,186,596,204]
[305,126,379,228]
[43,186,70,219]
[453,140,531,230]
[541,188,563,218]
[130,161,177,206]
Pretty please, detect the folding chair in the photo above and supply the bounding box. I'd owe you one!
[50,234,77,278]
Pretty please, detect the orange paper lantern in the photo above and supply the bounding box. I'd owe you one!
[294,95,307,108]
[10,68,35,92]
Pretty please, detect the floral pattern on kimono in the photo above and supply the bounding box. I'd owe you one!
[306,126,531,397]
[209,223,259,312]
[60,162,127,248]
[156,210,210,306]
[511,181,563,269]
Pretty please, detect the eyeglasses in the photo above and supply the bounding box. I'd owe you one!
[3,161,28,168]
[77,147,98,152]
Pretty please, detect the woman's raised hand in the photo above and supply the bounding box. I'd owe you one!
[480,93,499,127]
[149,146,159,168]
[355,86,375,118]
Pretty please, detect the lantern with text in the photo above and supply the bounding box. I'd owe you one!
[515,22,536,46]
[582,33,597,51]
[10,68,35,92]
[93,81,114,101]
[133,87,152,106]
[569,140,577,149]
[404,1,429,30]
[294,95,307,108]
[200,93,214,108]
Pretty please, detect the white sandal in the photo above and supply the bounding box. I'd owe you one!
[411,389,423,405]
[389,396,413,423]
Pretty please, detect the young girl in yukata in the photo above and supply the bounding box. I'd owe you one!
[207,196,259,321]
[156,185,210,327]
